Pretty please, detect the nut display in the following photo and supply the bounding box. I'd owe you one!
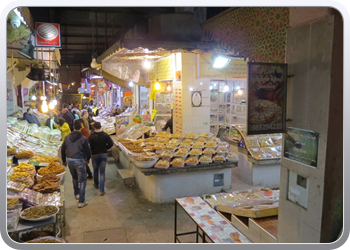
[21,205,58,219]
[30,155,61,163]
[37,161,65,175]
[213,154,226,162]
[174,148,188,157]
[185,156,199,164]
[199,155,212,162]
[7,198,19,207]
[216,146,229,154]
[170,157,185,166]
[189,148,202,155]
[203,148,216,155]
[204,141,217,148]
[33,181,59,193]
[7,147,16,156]
[155,159,170,168]
[36,173,60,183]
[196,137,208,143]
[185,133,198,139]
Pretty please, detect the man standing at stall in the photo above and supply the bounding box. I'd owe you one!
[23,108,41,126]
[61,120,91,208]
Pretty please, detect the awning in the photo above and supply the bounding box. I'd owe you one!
[100,70,131,89]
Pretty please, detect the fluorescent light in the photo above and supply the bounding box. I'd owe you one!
[212,55,231,69]
[91,75,103,79]
[31,95,37,101]
[91,84,96,87]
[223,85,229,92]
[129,81,134,87]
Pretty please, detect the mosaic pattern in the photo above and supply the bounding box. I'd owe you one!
[176,196,251,243]
[202,7,289,63]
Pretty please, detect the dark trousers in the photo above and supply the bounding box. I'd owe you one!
[86,163,93,177]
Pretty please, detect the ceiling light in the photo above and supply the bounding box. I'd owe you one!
[166,84,172,92]
[237,89,243,95]
[212,55,231,69]
[223,85,229,92]
[52,99,57,105]
[142,59,154,71]
[91,75,103,79]
[129,81,134,87]
[31,95,37,101]
[71,82,75,86]
[40,96,46,101]
[49,101,55,109]
[41,101,48,113]
[189,87,193,91]
[13,8,28,27]
[210,86,213,90]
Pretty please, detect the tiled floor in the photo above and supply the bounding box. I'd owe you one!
[62,156,260,243]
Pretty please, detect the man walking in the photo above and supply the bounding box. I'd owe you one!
[61,120,91,208]
[88,122,114,196]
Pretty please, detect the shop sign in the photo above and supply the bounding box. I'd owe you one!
[247,62,287,135]
[199,54,247,79]
[284,127,319,168]
[35,22,61,48]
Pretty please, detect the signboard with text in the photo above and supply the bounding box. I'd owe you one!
[283,127,319,167]
[247,62,287,135]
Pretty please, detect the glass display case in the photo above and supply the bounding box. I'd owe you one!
[154,91,173,132]
[139,86,149,113]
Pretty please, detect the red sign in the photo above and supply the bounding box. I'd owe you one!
[35,22,61,47]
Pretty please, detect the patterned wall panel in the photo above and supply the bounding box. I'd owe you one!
[202,7,289,63]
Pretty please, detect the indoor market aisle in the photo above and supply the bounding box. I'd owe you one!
[62,155,258,243]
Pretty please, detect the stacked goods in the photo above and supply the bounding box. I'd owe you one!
[14,163,36,176]
[10,163,36,188]
[7,147,16,156]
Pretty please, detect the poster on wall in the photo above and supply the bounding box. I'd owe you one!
[191,91,202,107]
[283,127,319,168]
[247,62,287,135]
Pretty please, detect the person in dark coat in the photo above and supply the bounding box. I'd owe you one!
[77,118,93,179]
[45,111,57,130]
[88,122,114,196]
[23,108,41,126]
[61,108,74,131]
[61,120,91,208]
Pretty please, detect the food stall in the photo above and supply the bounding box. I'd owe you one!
[114,126,240,203]
[228,125,282,188]
[6,118,66,243]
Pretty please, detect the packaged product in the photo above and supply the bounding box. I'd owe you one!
[199,155,212,163]
[213,154,226,162]
[203,148,216,155]
[189,148,202,156]
[185,133,198,139]
[216,146,229,154]
[170,157,185,167]
[174,148,188,157]
[155,159,170,169]
[185,156,199,165]
[204,141,217,148]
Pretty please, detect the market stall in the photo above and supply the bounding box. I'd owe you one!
[228,124,282,188]
[114,127,240,203]
[6,119,66,243]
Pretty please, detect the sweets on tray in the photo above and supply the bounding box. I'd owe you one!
[216,146,229,154]
[213,154,226,162]
[37,161,65,175]
[30,155,61,163]
[196,137,208,143]
[170,157,185,166]
[7,198,20,207]
[192,142,204,149]
[174,148,188,157]
[168,139,181,146]
[199,155,212,163]
[226,152,239,161]
[156,131,172,138]
[155,159,170,169]
[185,156,199,165]
[189,148,202,156]
[203,148,216,155]
[199,132,212,138]
[172,133,183,139]
[159,150,174,159]
[185,133,198,139]
[7,147,16,156]
[205,141,217,148]
[15,150,34,159]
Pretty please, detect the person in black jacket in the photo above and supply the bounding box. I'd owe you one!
[163,109,173,134]
[45,111,57,129]
[88,122,114,196]
[61,108,74,131]
[61,120,92,208]
[23,108,41,126]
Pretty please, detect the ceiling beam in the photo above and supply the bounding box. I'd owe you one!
[60,23,121,29]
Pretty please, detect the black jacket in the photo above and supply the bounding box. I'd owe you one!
[61,131,91,162]
[163,116,173,134]
[45,118,56,130]
[88,130,114,156]
[23,113,41,126]
[61,113,74,131]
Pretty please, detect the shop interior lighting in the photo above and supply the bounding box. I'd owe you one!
[212,55,231,69]
[129,81,134,87]
[71,82,75,85]
[52,99,57,105]
[210,86,213,90]
[155,80,160,91]
[189,87,193,91]
[40,96,47,101]
[31,95,37,101]
[200,82,203,85]
[49,86,52,89]
[166,83,172,92]
[91,84,96,87]
[49,101,55,110]
[91,75,103,79]
[237,89,243,95]
[83,96,86,99]
[41,100,48,113]
[142,59,154,71]
[223,85,229,92]
[90,58,98,69]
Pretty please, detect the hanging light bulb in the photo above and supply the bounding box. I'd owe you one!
[237,89,243,95]
[90,58,98,68]
[166,83,172,92]
[52,99,57,105]
[49,101,55,110]
[155,80,160,90]
[128,81,134,87]
[31,95,37,101]
[40,95,47,101]
[142,59,153,70]
[223,85,229,92]
[41,100,48,113]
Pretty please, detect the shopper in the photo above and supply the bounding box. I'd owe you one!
[111,108,119,116]
[61,108,74,131]
[72,110,80,121]
[77,118,93,179]
[87,112,95,132]
[45,111,57,130]
[72,105,81,118]
[23,108,41,126]
[88,122,114,196]
[61,120,91,208]
[81,110,90,136]
[57,117,71,141]
[163,109,173,134]
[92,104,99,117]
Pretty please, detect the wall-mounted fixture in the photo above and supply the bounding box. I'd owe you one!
[212,54,231,69]
[19,35,34,59]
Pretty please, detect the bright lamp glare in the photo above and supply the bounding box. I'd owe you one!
[223,85,229,92]
[210,86,213,90]
[237,89,243,95]
[166,85,171,91]
[155,82,160,90]
[213,56,231,69]
[41,101,48,113]
[52,99,57,105]
[129,81,134,87]
[31,95,37,101]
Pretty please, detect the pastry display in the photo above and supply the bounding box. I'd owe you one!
[181,139,195,145]
[199,155,212,163]
[174,148,188,157]
[159,150,174,159]
[203,148,216,155]
[170,157,185,166]
[192,141,204,149]
[165,144,177,151]
[226,152,239,162]
[218,141,229,148]
[196,137,208,143]
[199,132,212,138]
[33,180,59,193]
[185,156,199,165]
[155,159,170,169]
[7,181,26,192]
[185,133,198,139]
[156,131,172,138]
[204,141,217,148]
[168,139,181,146]
[216,146,229,154]
[7,198,20,208]
[178,144,191,151]
[207,137,220,143]
[14,163,36,177]
[27,236,64,243]
[36,173,61,183]
[258,136,274,147]
[213,154,226,162]
[189,148,202,156]
[172,133,183,139]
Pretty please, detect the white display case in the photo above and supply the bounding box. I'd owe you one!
[139,86,149,112]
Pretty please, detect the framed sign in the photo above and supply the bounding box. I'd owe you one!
[247,62,287,135]
[284,127,319,168]
[191,91,202,107]
[35,22,61,48]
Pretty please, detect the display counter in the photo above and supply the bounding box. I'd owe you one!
[228,125,281,188]
[113,129,240,203]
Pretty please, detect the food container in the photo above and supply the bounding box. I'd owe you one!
[185,156,199,166]
[154,159,170,169]
[216,146,229,154]
[37,171,66,183]
[170,157,185,167]
[188,148,202,156]
[204,141,217,148]
[185,133,198,139]
[213,154,226,163]
[199,132,213,138]
[20,205,59,222]
[203,148,216,155]
[226,153,239,162]
[133,158,158,168]
[199,155,213,164]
